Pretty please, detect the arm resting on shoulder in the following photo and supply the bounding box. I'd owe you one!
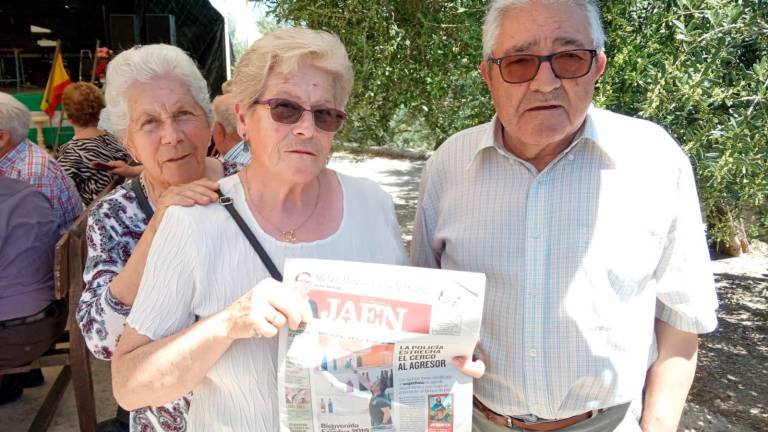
[641,319,698,432]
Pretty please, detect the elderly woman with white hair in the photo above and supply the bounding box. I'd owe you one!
[110,28,408,430]
[76,44,241,431]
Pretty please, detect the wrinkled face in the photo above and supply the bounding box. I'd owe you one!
[124,75,211,187]
[480,2,606,152]
[236,64,338,184]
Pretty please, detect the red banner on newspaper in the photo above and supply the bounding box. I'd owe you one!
[310,290,432,334]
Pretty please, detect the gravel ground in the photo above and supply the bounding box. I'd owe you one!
[684,246,768,432]
[331,151,768,432]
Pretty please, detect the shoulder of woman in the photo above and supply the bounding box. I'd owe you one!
[99,133,131,156]
[166,193,229,230]
[101,132,123,146]
[85,187,146,262]
[88,185,144,230]
[54,139,83,160]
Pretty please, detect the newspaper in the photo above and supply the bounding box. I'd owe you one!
[278,258,486,432]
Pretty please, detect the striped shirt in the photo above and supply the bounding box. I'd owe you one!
[55,132,131,205]
[411,107,718,420]
[0,139,83,234]
[222,139,252,165]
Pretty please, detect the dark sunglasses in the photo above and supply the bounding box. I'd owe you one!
[488,49,598,84]
[254,98,347,132]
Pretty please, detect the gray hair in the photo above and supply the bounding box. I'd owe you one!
[0,92,32,145]
[482,0,606,59]
[212,94,238,134]
[103,44,213,141]
[231,28,354,112]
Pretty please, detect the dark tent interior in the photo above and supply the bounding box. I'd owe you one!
[0,0,227,95]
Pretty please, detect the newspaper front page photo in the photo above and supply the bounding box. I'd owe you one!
[278,259,486,432]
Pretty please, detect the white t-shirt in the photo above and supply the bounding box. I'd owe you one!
[128,171,408,431]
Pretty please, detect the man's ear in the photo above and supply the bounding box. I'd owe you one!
[479,59,492,89]
[212,122,225,146]
[478,59,493,90]
[0,130,11,150]
[594,51,607,82]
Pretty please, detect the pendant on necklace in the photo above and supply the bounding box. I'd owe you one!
[281,230,297,243]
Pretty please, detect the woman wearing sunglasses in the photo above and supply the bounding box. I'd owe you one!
[111,28,407,430]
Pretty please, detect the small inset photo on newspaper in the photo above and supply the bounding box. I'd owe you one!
[314,340,396,429]
[427,393,454,430]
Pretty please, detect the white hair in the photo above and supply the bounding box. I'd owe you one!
[0,92,32,145]
[212,94,238,134]
[482,0,606,59]
[103,44,213,141]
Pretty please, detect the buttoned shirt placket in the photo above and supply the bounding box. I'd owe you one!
[499,138,584,418]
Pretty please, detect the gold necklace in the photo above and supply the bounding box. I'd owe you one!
[243,169,322,243]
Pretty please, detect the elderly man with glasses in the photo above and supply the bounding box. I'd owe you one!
[412,1,718,431]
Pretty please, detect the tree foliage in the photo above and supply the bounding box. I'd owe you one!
[265,0,768,246]
[598,0,768,246]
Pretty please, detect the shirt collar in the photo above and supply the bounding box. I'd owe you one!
[0,139,29,171]
[467,115,503,167]
[467,105,603,170]
[224,140,246,159]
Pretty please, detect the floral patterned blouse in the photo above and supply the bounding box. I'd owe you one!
[77,161,240,431]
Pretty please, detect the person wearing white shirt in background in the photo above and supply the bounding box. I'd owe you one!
[411,1,718,431]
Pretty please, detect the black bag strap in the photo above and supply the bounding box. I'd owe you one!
[130,178,155,220]
[217,190,283,281]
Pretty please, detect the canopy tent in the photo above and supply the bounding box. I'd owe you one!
[0,0,227,95]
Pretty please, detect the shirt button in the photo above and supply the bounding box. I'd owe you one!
[529,349,537,357]
[567,155,575,161]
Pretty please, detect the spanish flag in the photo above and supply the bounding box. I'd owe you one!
[41,41,72,117]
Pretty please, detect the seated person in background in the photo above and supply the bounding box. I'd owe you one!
[214,80,251,164]
[0,177,67,405]
[0,92,82,234]
[56,82,137,205]
[76,43,242,431]
[212,92,250,164]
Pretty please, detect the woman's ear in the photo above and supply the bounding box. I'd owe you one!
[235,101,248,138]
[123,133,140,164]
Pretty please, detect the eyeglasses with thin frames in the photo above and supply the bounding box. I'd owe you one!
[254,98,347,133]
[488,49,598,84]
